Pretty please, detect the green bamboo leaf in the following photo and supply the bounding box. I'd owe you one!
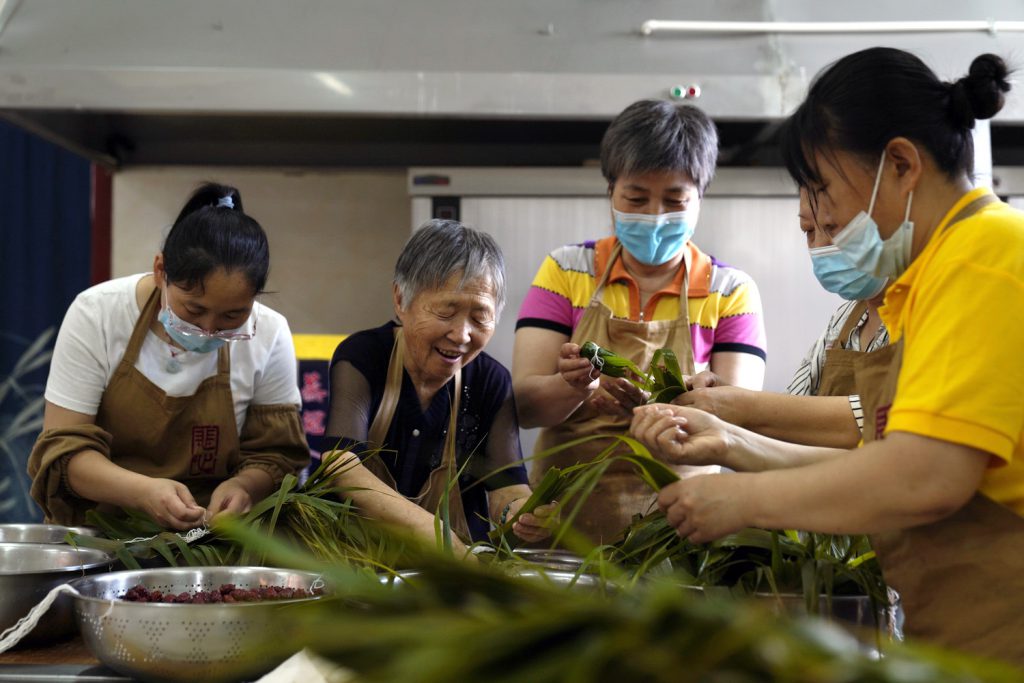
[148,537,180,567]
[656,349,685,389]
[648,386,686,404]
[165,532,199,566]
[114,547,140,570]
[270,478,297,531]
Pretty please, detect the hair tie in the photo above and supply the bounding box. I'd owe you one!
[216,195,235,209]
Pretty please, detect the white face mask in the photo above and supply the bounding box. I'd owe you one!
[830,152,915,280]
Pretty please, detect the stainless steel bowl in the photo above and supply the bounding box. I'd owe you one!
[0,523,100,544]
[511,548,587,572]
[503,567,604,589]
[70,566,329,683]
[0,543,113,645]
[381,566,605,591]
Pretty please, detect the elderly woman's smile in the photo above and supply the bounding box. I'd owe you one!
[395,273,497,394]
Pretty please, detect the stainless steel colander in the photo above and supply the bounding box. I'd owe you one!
[70,566,329,683]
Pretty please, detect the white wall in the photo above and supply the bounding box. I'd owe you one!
[112,167,410,334]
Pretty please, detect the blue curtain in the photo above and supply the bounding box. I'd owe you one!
[0,120,92,522]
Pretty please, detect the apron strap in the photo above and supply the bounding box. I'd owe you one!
[589,242,622,303]
[836,300,869,351]
[368,327,406,447]
[124,284,162,364]
[368,326,462,464]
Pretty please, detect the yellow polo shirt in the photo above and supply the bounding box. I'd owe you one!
[880,187,1024,513]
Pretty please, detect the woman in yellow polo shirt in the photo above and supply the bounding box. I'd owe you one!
[630,48,1024,664]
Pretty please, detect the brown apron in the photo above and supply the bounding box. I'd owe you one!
[40,287,241,525]
[97,287,240,503]
[363,327,472,542]
[532,243,698,543]
[817,300,870,398]
[853,196,1024,665]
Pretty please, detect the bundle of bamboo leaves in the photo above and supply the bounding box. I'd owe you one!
[69,451,438,572]
[610,512,888,611]
[213,517,1023,683]
[485,435,890,632]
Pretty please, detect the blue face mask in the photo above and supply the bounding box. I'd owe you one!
[809,245,888,301]
[831,152,915,280]
[158,307,227,354]
[613,209,695,266]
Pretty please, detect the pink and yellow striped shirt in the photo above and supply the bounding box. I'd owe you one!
[516,236,767,365]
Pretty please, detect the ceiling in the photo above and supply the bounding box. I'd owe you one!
[2,0,1023,167]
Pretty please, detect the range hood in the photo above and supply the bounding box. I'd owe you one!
[1,0,1022,167]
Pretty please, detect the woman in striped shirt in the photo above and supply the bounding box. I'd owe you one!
[675,188,888,448]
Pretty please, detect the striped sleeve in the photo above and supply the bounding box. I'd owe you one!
[516,244,595,336]
[848,394,865,432]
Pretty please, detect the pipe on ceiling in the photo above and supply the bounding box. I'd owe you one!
[640,19,1024,36]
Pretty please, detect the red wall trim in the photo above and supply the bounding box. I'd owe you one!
[90,164,113,285]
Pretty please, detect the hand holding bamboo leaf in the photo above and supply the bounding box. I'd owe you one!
[508,500,560,543]
[557,342,602,394]
[579,341,688,405]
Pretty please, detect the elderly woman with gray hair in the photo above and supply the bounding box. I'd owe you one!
[322,219,553,548]
[513,100,767,543]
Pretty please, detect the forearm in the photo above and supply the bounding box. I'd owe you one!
[327,453,468,552]
[742,393,862,448]
[724,423,848,472]
[514,374,592,429]
[741,435,985,534]
[65,450,150,509]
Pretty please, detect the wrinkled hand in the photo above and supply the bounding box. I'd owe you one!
[207,477,254,521]
[558,343,600,394]
[685,370,727,390]
[630,404,730,467]
[672,385,749,426]
[134,478,206,530]
[591,377,649,417]
[512,500,559,543]
[657,474,750,544]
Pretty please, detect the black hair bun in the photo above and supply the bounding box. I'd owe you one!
[950,53,1012,127]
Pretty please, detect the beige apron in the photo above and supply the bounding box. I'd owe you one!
[363,327,472,542]
[853,197,1024,665]
[817,300,870,398]
[532,243,697,543]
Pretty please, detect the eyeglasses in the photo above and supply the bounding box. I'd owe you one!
[162,291,259,342]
